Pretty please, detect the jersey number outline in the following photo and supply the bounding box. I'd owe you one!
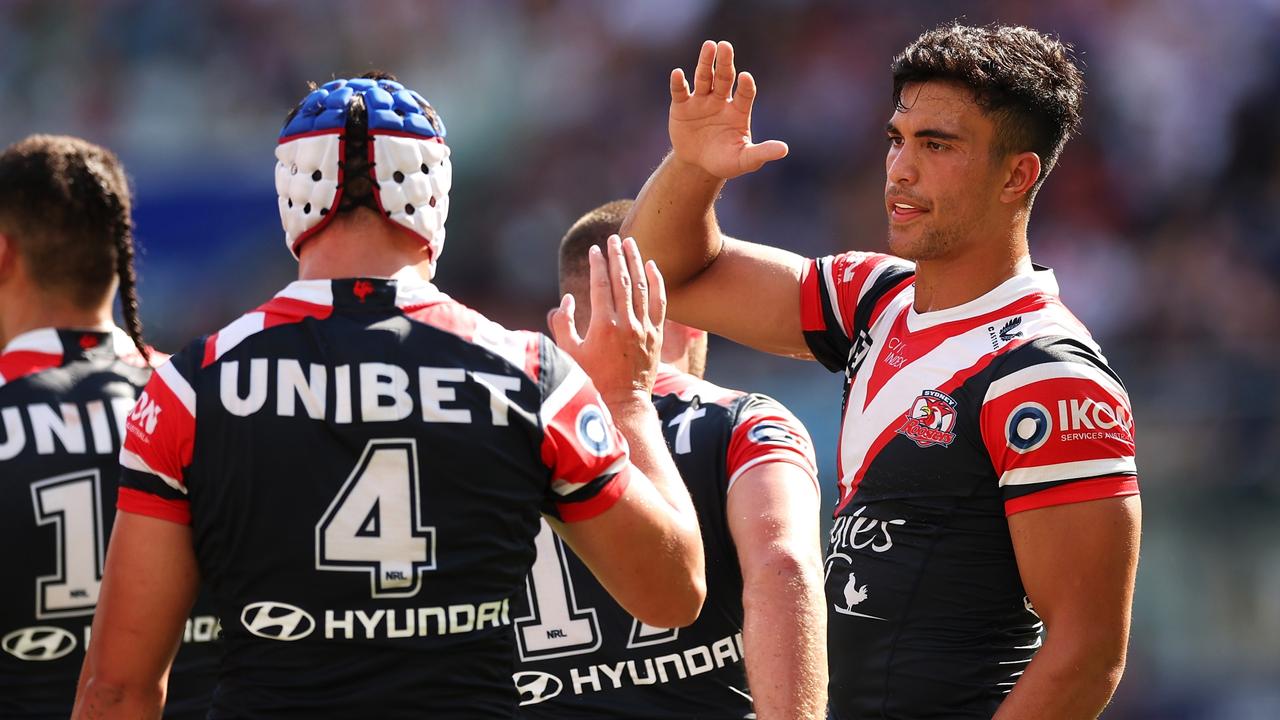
[514,520,678,661]
[315,439,436,598]
[31,469,105,619]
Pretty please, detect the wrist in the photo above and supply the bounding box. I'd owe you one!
[601,391,655,418]
[667,151,728,186]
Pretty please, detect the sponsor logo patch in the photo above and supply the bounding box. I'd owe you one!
[240,601,316,641]
[514,670,564,706]
[575,405,612,457]
[1006,401,1052,453]
[129,390,163,435]
[1,626,77,661]
[896,389,958,448]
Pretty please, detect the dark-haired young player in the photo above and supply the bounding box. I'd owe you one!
[74,74,704,718]
[0,135,217,718]
[512,200,826,719]
[624,26,1141,719]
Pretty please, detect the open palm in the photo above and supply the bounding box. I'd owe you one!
[669,40,789,180]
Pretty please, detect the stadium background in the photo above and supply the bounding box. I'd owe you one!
[4,0,1278,717]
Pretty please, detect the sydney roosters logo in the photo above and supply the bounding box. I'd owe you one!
[352,280,374,302]
[896,389,958,448]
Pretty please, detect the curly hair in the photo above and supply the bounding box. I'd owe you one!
[0,135,148,360]
[892,23,1084,195]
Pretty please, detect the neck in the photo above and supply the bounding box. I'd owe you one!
[297,217,433,282]
[0,290,114,349]
[911,221,1032,313]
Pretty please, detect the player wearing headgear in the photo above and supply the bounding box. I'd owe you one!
[512,200,827,719]
[624,28,1141,719]
[0,135,217,719]
[73,73,705,719]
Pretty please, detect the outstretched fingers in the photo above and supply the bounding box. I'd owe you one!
[605,235,636,327]
[621,237,648,324]
[586,244,615,336]
[645,260,666,329]
[670,68,691,103]
[712,41,736,99]
[548,294,583,351]
[692,40,715,96]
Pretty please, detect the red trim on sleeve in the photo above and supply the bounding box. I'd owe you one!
[556,466,632,523]
[117,487,192,525]
[1004,475,1139,517]
[800,259,827,332]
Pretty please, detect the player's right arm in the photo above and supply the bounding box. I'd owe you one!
[621,40,810,358]
[546,236,705,629]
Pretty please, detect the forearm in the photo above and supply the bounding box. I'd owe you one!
[622,152,726,290]
[609,395,697,522]
[993,634,1125,720]
[72,679,163,720]
[741,549,828,719]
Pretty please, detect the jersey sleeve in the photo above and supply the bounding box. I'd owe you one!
[980,342,1139,516]
[536,336,631,523]
[117,343,202,524]
[726,394,819,494]
[800,251,915,373]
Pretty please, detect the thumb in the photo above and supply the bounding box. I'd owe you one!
[742,139,789,171]
[548,294,584,350]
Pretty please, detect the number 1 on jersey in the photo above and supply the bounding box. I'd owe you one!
[316,439,436,597]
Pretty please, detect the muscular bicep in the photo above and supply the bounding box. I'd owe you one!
[1009,496,1141,644]
[667,236,812,359]
[726,461,823,570]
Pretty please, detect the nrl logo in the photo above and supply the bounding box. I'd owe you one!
[896,389,958,448]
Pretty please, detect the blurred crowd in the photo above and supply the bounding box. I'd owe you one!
[3,1,1278,717]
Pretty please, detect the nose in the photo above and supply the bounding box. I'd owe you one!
[887,143,918,186]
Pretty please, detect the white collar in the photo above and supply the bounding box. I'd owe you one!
[905,267,1059,332]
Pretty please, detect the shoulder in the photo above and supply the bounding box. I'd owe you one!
[986,302,1126,404]
[403,297,544,383]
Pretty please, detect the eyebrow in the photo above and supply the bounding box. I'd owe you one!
[885,122,963,142]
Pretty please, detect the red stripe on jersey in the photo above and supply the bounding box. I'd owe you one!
[405,301,479,342]
[122,369,196,486]
[835,336,1032,515]
[556,466,632,523]
[117,487,192,525]
[867,275,915,329]
[981,376,1134,475]
[800,260,827,333]
[863,294,1053,410]
[1004,475,1139,516]
[727,411,818,484]
[259,296,333,329]
[834,254,897,335]
[0,350,62,383]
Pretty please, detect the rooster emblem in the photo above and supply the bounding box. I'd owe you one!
[843,574,869,610]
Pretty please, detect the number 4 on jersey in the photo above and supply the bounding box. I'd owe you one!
[316,439,436,597]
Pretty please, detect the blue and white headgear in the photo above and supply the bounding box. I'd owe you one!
[275,77,451,269]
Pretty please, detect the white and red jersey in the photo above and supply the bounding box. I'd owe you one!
[512,366,817,718]
[800,252,1138,719]
[117,272,631,718]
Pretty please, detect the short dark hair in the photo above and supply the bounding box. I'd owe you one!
[558,199,632,292]
[0,135,148,358]
[891,23,1084,195]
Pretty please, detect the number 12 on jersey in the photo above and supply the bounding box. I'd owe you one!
[315,439,436,598]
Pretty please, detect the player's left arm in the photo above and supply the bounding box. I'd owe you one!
[725,399,827,719]
[994,496,1141,719]
[73,511,199,720]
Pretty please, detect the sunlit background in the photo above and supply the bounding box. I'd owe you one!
[4,1,1279,717]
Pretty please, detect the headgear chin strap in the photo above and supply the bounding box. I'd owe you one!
[275,78,451,269]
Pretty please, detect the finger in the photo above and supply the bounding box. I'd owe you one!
[586,244,615,333]
[605,235,635,326]
[646,260,667,329]
[622,237,647,325]
[692,40,715,96]
[712,41,735,99]
[548,295,584,349]
[742,140,790,171]
[670,68,691,103]
[735,71,759,107]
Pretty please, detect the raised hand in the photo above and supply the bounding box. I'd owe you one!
[669,40,789,180]
[550,236,666,404]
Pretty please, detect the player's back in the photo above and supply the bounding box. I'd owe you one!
[0,328,218,719]
[119,274,628,718]
[512,366,816,718]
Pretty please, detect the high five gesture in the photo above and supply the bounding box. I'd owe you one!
[670,41,789,179]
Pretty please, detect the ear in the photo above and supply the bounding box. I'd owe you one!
[999,151,1042,204]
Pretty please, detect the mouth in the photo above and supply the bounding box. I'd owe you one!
[888,200,928,223]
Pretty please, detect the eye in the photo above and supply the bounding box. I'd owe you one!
[925,141,946,151]
[887,136,904,147]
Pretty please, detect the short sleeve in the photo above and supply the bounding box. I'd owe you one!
[117,345,201,525]
[800,252,914,373]
[726,394,819,494]
[536,337,631,523]
[980,344,1139,516]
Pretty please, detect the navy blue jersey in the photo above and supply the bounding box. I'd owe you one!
[800,253,1139,719]
[0,328,218,720]
[118,273,632,719]
[511,366,818,718]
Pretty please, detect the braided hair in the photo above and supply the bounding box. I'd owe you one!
[0,135,149,361]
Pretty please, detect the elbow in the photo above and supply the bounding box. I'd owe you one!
[630,552,707,629]
[741,543,824,598]
[75,674,163,718]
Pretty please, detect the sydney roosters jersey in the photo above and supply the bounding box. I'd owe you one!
[0,328,217,720]
[117,274,632,719]
[511,366,817,718]
[800,253,1139,719]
